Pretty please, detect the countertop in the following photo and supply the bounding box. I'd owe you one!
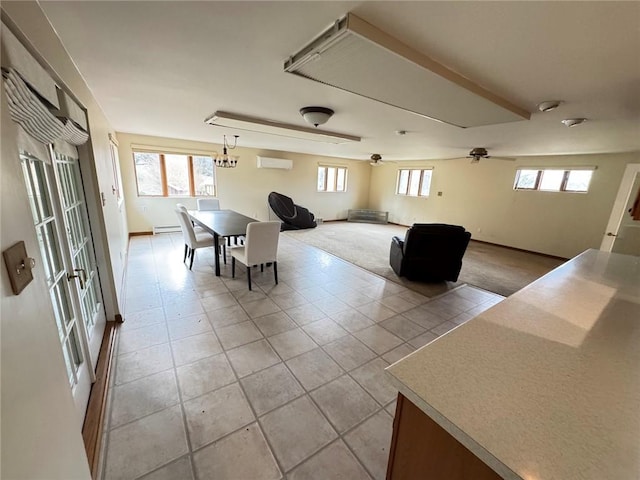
[386,249,640,480]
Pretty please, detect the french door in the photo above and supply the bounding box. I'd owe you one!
[20,141,106,424]
[601,164,640,255]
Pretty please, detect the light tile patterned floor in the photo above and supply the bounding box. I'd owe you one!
[101,232,504,480]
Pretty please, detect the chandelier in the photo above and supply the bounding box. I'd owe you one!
[215,134,239,168]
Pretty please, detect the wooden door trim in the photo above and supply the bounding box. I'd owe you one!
[82,320,119,479]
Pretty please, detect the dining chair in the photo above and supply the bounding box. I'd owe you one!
[229,221,281,290]
[175,207,215,270]
[177,203,226,263]
[197,198,221,211]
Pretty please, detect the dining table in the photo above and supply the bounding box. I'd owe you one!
[188,209,257,276]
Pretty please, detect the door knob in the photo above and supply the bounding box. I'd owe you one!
[606,232,617,237]
[67,268,87,289]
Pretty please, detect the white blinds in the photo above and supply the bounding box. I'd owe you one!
[3,67,65,145]
[3,67,90,146]
[1,24,59,108]
[1,21,90,147]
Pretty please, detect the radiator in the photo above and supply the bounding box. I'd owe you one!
[152,225,181,234]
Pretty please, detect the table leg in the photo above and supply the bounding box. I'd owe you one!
[214,232,221,276]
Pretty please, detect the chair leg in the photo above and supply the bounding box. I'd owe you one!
[246,266,252,291]
[231,257,235,278]
[273,261,278,285]
[183,244,188,263]
[223,244,226,265]
[261,264,264,272]
[189,248,195,270]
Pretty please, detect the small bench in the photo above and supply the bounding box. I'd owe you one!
[347,209,389,224]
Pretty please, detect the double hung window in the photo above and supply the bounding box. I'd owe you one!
[514,168,593,192]
[396,169,432,197]
[318,165,347,192]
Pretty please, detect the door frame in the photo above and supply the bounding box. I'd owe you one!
[600,163,640,251]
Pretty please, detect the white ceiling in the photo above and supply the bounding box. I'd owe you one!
[40,1,640,161]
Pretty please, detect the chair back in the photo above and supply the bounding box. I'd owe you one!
[175,208,198,247]
[197,198,220,211]
[244,221,281,265]
[403,224,469,257]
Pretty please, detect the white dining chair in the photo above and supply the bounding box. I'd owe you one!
[197,198,221,211]
[175,207,215,270]
[229,221,281,290]
[177,203,226,263]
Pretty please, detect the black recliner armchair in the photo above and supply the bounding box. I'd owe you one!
[390,224,471,282]
[268,192,317,230]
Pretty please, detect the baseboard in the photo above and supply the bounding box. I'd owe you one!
[469,238,568,261]
[385,222,568,261]
[129,231,152,237]
[82,321,119,479]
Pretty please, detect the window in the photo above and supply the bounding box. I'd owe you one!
[396,169,432,197]
[317,166,347,192]
[514,168,593,192]
[133,151,215,197]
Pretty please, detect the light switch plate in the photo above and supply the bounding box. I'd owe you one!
[3,241,34,295]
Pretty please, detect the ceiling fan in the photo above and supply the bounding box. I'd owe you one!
[369,153,396,166]
[467,147,515,163]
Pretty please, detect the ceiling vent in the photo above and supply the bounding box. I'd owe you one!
[284,13,530,128]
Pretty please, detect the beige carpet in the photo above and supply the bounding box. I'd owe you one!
[284,222,566,297]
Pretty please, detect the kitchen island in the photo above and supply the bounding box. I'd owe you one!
[386,249,640,479]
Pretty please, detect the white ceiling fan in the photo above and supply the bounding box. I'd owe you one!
[466,147,515,164]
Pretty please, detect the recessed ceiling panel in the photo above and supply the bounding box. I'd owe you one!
[285,13,530,128]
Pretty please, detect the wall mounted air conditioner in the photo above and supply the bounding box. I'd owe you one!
[257,156,293,170]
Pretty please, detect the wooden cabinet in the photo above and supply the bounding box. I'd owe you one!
[386,394,502,480]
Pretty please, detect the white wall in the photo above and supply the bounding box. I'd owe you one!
[117,133,371,232]
[2,1,129,312]
[1,78,91,479]
[368,152,639,258]
[1,2,128,477]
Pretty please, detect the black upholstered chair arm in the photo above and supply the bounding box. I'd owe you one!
[389,236,405,276]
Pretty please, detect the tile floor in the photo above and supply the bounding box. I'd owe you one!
[101,232,504,480]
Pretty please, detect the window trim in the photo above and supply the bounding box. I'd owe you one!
[514,167,594,193]
[396,168,433,197]
[133,150,216,197]
[317,165,348,193]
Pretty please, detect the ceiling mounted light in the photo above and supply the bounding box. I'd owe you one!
[215,134,239,168]
[561,118,587,127]
[537,100,563,112]
[300,106,334,127]
[204,111,360,144]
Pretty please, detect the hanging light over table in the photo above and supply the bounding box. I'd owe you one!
[215,134,239,168]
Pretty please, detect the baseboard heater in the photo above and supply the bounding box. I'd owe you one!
[152,225,181,234]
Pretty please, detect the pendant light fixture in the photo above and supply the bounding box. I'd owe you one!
[215,134,239,168]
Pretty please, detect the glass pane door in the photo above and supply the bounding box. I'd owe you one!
[53,149,106,371]
[21,152,93,421]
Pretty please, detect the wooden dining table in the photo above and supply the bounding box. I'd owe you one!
[188,209,257,276]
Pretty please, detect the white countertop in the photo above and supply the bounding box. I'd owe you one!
[386,249,640,480]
